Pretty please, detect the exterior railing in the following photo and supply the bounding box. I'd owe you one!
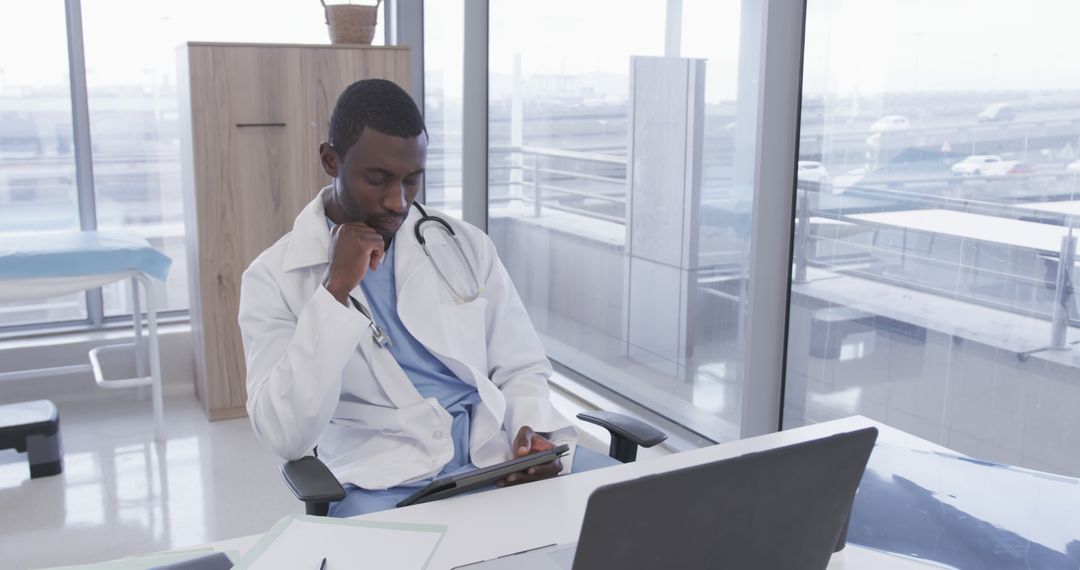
[488,145,628,224]
[794,179,1080,351]
[445,143,1078,349]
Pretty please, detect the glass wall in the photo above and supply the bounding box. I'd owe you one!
[4,0,383,331]
[423,0,464,217]
[784,0,1080,477]
[487,0,760,441]
[0,0,87,327]
[81,0,375,318]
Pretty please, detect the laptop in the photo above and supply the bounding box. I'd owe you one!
[453,427,878,570]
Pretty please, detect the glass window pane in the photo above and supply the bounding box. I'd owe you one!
[424,0,464,218]
[81,0,383,318]
[785,0,1080,477]
[0,0,88,327]
[488,0,758,441]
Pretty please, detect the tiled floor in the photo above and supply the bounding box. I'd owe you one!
[0,380,638,569]
[1,386,299,569]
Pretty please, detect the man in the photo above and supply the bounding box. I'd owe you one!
[238,79,615,517]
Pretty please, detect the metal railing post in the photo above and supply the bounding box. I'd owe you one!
[793,185,811,283]
[533,154,542,217]
[1050,231,1076,350]
[131,276,146,379]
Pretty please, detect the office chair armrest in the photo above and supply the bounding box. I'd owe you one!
[280,456,346,515]
[577,411,668,463]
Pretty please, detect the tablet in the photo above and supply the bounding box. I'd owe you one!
[397,444,571,508]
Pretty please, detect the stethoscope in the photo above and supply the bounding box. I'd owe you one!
[412,202,484,304]
[347,202,484,350]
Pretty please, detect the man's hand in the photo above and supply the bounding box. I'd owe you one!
[323,222,386,305]
[497,426,563,487]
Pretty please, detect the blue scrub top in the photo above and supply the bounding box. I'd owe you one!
[328,218,482,476]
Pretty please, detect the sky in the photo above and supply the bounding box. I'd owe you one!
[801,0,1080,96]
[0,0,380,90]
[487,0,1080,101]
[2,0,1080,102]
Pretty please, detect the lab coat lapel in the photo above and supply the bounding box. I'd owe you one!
[395,209,507,451]
[281,188,332,273]
[393,206,428,291]
[394,207,471,372]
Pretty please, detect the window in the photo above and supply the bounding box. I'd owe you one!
[0,0,86,328]
[423,0,464,217]
[784,0,1080,477]
[487,0,761,441]
[0,0,384,332]
[81,0,382,318]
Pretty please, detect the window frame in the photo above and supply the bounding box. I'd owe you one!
[469,0,809,440]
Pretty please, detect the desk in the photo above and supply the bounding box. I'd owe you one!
[209,417,952,569]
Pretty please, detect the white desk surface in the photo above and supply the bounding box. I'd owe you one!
[209,416,947,569]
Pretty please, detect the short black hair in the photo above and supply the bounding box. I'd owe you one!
[328,79,426,156]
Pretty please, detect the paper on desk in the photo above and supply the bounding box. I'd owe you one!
[40,548,239,570]
[232,515,447,570]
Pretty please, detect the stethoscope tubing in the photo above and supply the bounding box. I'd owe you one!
[348,202,485,349]
[412,202,484,304]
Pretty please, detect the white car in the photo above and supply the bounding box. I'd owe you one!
[1067,159,1080,174]
[831,168,868,195]
[950,155,1004,175]
[797,161,830,183]
[982,160,1035,176]
[869,115,910,132]
[977,103,1016,122]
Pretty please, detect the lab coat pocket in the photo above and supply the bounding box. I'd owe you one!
[331,400,402,432]
[338,354,397,406]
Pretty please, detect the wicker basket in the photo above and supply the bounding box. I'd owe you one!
[322,0,381,45]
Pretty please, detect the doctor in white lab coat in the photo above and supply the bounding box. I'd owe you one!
[237,79,596,516]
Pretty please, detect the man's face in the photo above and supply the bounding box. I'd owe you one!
[320,129,427,241]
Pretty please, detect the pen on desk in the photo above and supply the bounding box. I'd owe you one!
[319,557,327,570]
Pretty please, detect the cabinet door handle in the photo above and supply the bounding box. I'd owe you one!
[235,122,287,128]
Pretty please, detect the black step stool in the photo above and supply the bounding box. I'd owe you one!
[0,400,63,478]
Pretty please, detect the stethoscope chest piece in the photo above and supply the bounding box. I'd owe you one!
[349,294,393,349]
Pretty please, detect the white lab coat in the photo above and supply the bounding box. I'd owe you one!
[238,188,577,490]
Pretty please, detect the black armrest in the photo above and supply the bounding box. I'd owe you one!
[577,411,668,463]
[280,456,346,516]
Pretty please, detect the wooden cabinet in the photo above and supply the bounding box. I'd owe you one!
[178,43,409,420]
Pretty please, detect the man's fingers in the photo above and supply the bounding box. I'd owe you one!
[513,427,535,457]
[499,428,561,486]
[498,458,562,487]
[368,247,383,271]
[530,436,553,452]
[527,458,562,477]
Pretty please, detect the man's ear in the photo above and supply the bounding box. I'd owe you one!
[319,142,339,178]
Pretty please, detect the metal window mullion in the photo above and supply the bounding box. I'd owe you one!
[739,0,808,438]
[384,0,397,45]
[65,0,104,327]
[392,0,426,203]
[399,0,425,113]
[462,0,489,231]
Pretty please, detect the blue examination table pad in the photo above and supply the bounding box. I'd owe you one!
[0,231,172,281]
